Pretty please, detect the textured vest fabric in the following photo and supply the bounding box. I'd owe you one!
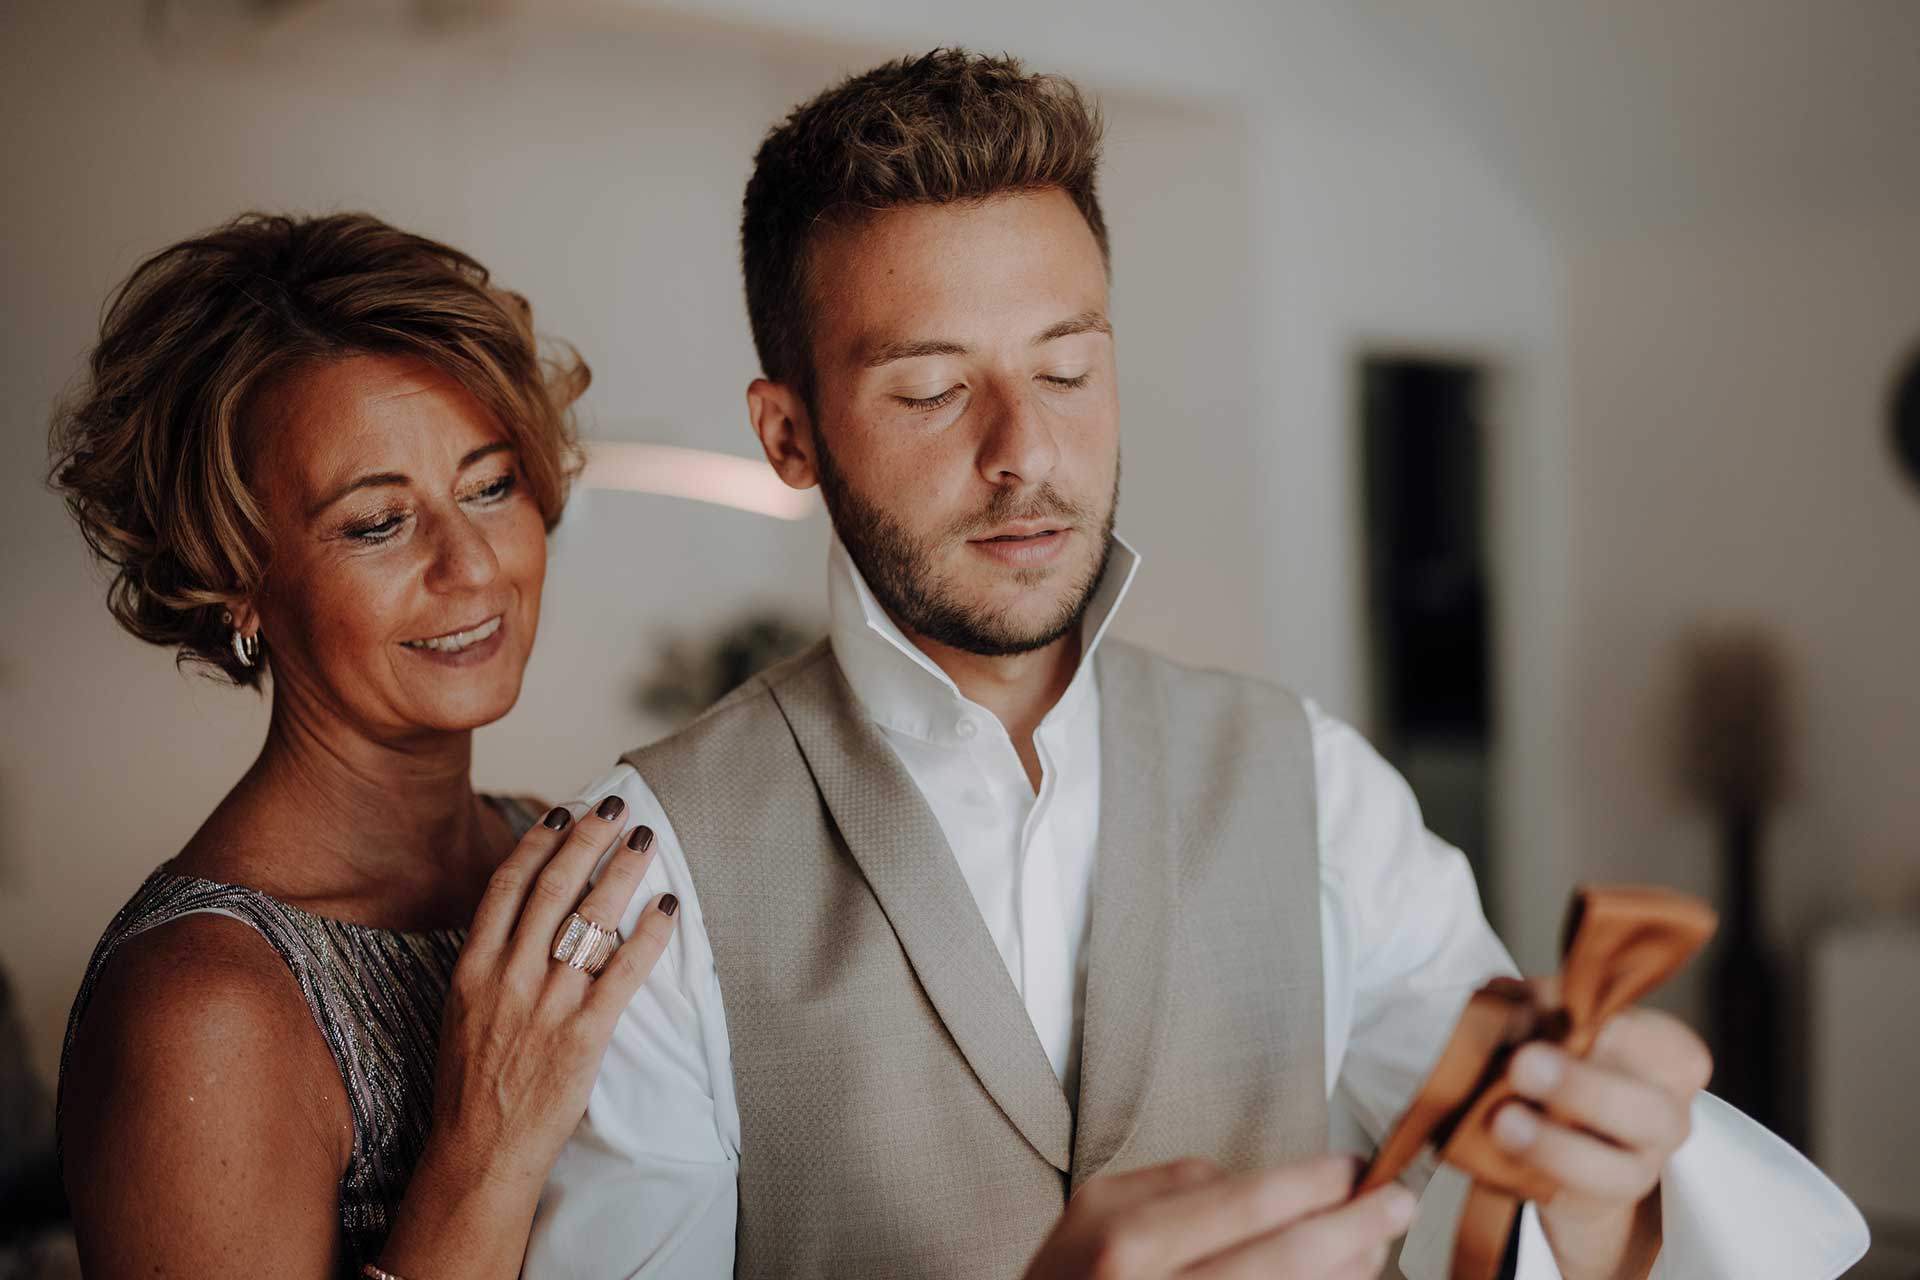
[623,638,1327,1279]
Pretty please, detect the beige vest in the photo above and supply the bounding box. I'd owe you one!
[624,638,1326,1278]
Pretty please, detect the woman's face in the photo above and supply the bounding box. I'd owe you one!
[244,353,549,741]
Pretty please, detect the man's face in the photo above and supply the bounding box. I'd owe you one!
[801,189,1120,656]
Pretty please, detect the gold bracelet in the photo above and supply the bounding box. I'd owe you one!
[361,1265,406,1280]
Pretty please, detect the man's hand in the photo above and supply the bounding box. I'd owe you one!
[1021,1154,1416,1279]
[1492,1006,1714,1280]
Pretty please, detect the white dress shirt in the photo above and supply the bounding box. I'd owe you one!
[526,537,1868,1280]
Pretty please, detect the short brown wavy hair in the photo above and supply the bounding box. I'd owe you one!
[49,211,588,688]
[741,48,1108,406]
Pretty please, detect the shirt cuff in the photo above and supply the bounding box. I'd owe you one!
[1647,1092,1869,1280]
[1396,1094,1869,1279]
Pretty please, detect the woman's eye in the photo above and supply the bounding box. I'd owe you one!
[895,385,965,411]
[347,514,406,543]
[1040,372,1091,390]
[464,472,517,504]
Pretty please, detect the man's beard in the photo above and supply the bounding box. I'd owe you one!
[813,431,1118,658]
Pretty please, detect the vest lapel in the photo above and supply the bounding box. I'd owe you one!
[1071,643,1178,1185]
[767,649,1074,1172]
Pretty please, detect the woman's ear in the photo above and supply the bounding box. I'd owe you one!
[225,599,261,639]
[747,379,820,491]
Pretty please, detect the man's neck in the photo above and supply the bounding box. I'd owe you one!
[905,624,1084,790]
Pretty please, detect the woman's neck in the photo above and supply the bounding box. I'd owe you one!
[182,692,508,929]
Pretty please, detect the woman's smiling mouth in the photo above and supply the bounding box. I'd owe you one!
[401,614,503,654]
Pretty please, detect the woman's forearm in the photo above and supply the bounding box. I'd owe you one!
[373,1135,542,1280]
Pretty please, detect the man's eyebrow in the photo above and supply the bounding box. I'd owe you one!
[859,312,1112,371]
[1034,310,1112,345]
[862,337,971,369]
[307,443,512,518]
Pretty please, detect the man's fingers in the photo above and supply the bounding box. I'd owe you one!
[1509,1045,1690,1153]
[582,894,678,1026]
[1591,1008,1714,1097]
[1181,1180,1415,1280]
[466,804,572,962]
[1492,1101,1658,1202]
[1073,1158,1223,1218]
[1106,1155,1359,1276]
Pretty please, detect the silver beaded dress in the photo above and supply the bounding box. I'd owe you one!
[58,795,541,1271]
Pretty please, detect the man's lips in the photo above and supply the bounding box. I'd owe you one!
[969,521,1071,543]
[965,525,1074,568]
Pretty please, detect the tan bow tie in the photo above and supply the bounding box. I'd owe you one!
[1355,885,1718,1279]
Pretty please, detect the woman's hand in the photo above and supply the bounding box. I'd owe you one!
[380,794,676,1278]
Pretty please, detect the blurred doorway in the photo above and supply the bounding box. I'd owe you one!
[1359,355,1497,920]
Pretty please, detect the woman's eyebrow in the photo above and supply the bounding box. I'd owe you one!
[308,470,408,519]
[307,444,514,518]
[458,442,513,469]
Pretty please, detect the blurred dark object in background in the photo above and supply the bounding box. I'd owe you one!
[1,964,75,1279]
[636,610,821,726]
[1677,627,1790,1135]
[1892,344,1920,495]
[1360,355,1498,922]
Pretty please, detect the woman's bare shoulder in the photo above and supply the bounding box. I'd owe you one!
[62,916,354,1273]
[63,912,351,1167]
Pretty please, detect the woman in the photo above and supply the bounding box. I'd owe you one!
[51,212,676,1278]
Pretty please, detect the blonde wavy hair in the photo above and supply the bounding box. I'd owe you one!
[49,211,588,688]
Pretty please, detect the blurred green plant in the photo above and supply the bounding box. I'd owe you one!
[635,610,821,725]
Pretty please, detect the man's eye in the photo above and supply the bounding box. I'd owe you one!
[895,385,965,411]
[1040,372,1091,390]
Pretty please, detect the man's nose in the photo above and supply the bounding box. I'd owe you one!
[976,383,1061,490]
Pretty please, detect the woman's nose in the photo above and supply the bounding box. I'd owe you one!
[424,510,500,593]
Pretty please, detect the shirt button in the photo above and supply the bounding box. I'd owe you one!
[955,717,978,740]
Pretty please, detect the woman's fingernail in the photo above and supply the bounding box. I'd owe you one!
[541,806,570,830]
[595,794,625,821]
[659,894,679,917]
[627,825,654,852]
[1493,1104,1539,1151]
[1512,1046,1563,1097]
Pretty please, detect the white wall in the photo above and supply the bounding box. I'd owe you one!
[3,1,1571,1080]
[1564,209,1920,1028]
[1245,114,1569,967]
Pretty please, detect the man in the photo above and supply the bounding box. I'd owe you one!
[525,50,1866,1279]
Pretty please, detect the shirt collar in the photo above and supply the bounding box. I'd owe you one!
[827,531,1141,746]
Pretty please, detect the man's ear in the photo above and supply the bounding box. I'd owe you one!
[747,378,820,491]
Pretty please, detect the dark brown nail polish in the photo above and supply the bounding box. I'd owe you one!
[659,894,679,917]
[627,825,655,852]
[595,794,625,821]
[541,806,570,830]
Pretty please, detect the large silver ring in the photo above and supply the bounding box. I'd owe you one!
[551,912,621,977]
